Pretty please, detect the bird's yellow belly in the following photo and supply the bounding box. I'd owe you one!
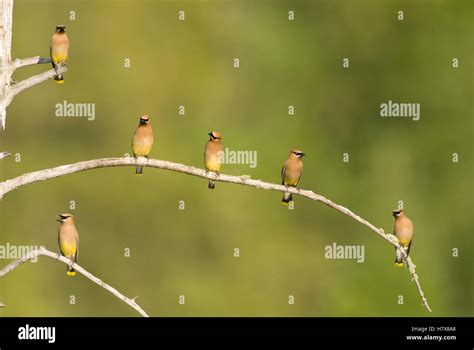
[284,176,299,186]
[206,157,221,172]
[60,241,76,259]
[396,229,412,247]
[52,50,68,64]
[133,139,153,157]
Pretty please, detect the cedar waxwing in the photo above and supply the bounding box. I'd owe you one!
[131,115,154,175]
[393,209,414,267]
[57,213,79,276]
[50,25,69,84]
[204,131,223,189]
[281,149,305,204]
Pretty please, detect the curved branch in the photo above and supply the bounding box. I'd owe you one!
[0,246,149,317]
[0,156,432,312]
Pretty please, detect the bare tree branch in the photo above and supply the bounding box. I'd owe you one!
[0,0,14,130]
[0,0,13,70]
[4,65,66,106]
[0,0,68,129]
[0,150,10,159]
[0,156,432,312]
[13,56,51,70]
[0,246,149,317]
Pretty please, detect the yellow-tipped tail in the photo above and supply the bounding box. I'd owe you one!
[54,73,64,84]
[394,262,404,267]
[67,270,76,276]
[282,192,292,204]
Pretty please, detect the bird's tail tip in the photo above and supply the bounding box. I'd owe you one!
[208,180,215,189]
[54,75,64,84]
[67,270,76,276]
[394,262,404,268]
[282,192,292,204]
[135,166,143,176]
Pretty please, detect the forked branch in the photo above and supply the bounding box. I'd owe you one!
[0,0,67,129]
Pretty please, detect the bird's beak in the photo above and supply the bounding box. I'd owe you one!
[208,132,213,137]
[301,153,306,157]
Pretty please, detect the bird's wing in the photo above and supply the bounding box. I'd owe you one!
[57,234,64,256]
[406,236,413,255]
[49,45,55,68]
[296,168,303,187]
[281,166,286,185]
[75,236,79,262]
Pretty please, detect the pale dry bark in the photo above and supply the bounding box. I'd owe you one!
[0,246,149,317]
[0,0,66,129]
[0,156,432,312]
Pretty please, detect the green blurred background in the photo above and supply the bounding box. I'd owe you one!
[0,0,472,316]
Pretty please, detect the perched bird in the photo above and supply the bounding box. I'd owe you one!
[204,131,223,189]
[131,115,154,175]
[57,213,79,276]
[50,25,69,84]
[393,209,414,267]
[281,149,305,204]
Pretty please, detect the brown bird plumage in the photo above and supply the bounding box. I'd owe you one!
[50,25,69,84]
[393,209,414,267]
[204,131,223,189]
[57,213,79,276]
[131,115,154,175]
[281,149,305,204]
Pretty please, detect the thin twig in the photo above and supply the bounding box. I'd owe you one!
[13,56,52,70]
[0,150,10,159]
[0,246,149,317]
[0,156,432,312]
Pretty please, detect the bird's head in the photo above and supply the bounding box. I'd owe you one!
[291,149,306,159]
[139,115,150,125]
[55,25,66,33]
[57,213,74,223]
[208,131,222,141]
[392,209,404,218]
